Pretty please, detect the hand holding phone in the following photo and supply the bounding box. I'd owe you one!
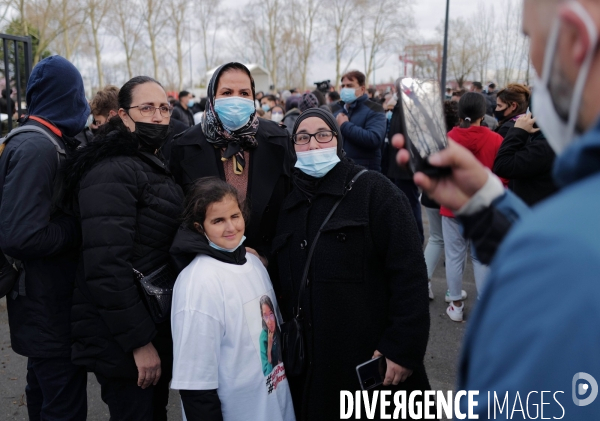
[356,356,387,391]
[395,77,451,177]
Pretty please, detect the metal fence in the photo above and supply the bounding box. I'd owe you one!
[0,34,32,133]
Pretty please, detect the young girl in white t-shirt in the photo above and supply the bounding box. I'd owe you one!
[170,177,295,421]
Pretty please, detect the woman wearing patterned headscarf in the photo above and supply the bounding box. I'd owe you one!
[169,62,293,267]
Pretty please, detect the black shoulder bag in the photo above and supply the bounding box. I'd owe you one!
[281,169,367,377]
[133,262,177,324]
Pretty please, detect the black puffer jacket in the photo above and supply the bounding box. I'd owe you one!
[66,129,184,378]
[273,159,431,421]
[493,127,558,206]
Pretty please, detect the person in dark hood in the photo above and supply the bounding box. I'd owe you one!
[170,177,295,420]
[272,108,431,420]
[169,62,293,268]
[65,76,184,420]
[0,55,89,420]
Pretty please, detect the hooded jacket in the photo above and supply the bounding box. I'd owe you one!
[458,118,600,419]
[441,126,506,217]
[66,129,184,378]
[26,55,90,138]
[0,55,89,358]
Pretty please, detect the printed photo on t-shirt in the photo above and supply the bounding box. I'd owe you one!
[243,291,287,394]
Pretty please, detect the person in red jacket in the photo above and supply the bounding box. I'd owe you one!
[440,92,507,322]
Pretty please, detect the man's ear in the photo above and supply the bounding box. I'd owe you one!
[560,3,598,66]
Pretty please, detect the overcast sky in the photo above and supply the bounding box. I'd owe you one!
[218,0,491,85]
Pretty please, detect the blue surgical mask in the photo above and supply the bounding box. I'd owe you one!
[262,103,271,112]
[340,87,358,104]
[214,97,256,131]
[188,99,196,107]
[386,110,393,121]
[295,147,340,178]
[205,234,247,253]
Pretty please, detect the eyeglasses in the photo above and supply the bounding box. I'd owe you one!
[263,314,276,322]
[127,104,173,117]
[292,130,337,145]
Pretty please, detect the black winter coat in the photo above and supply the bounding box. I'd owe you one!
[169,119,293,260]
[0,120,80,358]
[272,159,431,421]
[492,127,558,206]
[171,103,195,128]
[67,130,184,378]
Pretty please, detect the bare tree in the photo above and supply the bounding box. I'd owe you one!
[195,0,221,85]
[470,3,496,83]
[495,0,528,86]
[9,0,71,64]
[168,0,188,91]
[57,0,85,60]
[111,0,144,79]
[439,17,478,88]
[141,0,168,80]
[85,0,110,88]
[359,0,412,87]
[324,0,363,89]
[290,0,318,90]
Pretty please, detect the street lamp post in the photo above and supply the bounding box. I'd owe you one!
[440,0,450,97]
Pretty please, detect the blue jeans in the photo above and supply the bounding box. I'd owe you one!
[441,216,489,301]
[26,357,87,421]
[424,207,444,280]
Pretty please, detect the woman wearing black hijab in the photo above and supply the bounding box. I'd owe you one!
[272,108,432,421]
[169,62,293,266]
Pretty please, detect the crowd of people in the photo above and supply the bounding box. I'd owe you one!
[1,0,600,419]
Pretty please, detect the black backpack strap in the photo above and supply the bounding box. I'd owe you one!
[294,169,368,318]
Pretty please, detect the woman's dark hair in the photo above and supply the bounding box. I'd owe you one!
[104,76,164,133]
[458,92,487,129]
[259,295,276,331]
[215,63,256,100]
[271,105,284,114]
[496,83,530,119]
[182,177,249,231]
[444,100,459,132]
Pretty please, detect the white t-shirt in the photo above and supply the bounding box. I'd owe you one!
[171,253,295,421]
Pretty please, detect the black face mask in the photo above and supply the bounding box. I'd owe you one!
[133,121,171,151]
[494,108,509,121]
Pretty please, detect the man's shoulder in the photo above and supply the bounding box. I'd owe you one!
[363,99,384,113]
[3,125,60,157]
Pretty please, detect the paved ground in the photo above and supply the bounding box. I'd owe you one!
[0,207,479,420]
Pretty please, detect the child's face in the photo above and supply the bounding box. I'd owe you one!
[201,195,245,250]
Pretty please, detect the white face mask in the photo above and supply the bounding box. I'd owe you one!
[271,112,284,123]
[532,1,599,155]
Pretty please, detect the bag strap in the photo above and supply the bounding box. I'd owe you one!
[0,125,66,165]
[294,169,367,318]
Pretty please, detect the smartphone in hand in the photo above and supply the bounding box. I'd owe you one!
[356,356,387,391]
[395,77,451,177]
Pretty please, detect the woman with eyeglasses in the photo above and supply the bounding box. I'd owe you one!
[169,62,293,270]
[272,108,432,421]
[65,76,184,420]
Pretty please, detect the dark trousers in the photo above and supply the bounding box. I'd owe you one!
[26,357,87,421]
[393,179,424,244]
[94,323,173,421]
[95,374,154,421]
